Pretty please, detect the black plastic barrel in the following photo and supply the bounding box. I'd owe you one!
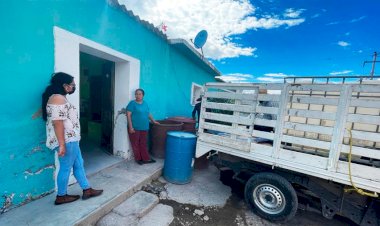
[150,120,183,158]
[167,117,196,133]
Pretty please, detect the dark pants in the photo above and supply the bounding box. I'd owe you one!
[128,130,150,161]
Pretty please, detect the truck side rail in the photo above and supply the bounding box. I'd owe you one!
[196,82,380,193]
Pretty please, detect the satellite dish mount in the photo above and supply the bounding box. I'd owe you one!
[191,30,208,59]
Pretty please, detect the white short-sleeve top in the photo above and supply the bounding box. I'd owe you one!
[46,95,81,149]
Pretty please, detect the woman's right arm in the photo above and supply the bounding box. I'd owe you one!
[126,111,135,133]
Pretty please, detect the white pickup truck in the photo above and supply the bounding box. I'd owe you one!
[195,81,380,225]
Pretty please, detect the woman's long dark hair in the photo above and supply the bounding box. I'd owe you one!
[42,72,74,121]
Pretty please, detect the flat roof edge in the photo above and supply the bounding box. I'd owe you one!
[169,38,221,77]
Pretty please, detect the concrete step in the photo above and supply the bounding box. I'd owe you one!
[137,204,174,226]
[97,191,159,226]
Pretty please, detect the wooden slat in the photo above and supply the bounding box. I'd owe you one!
[201,122,250,137]
[283,122,333,135]
[352,85,380,93]
[272,84,291,159]
[341,145,380,159]
[205,82,284,91]
[337,161,380,181]
[347,114,380,124]
[252,130,275,140]
[254,118,276,127]
[289,84,343,92]
[205,92,256,101]
[252,83,284,90]
[203,102,256,113]
[343,130,380,143]
[256,106,278,114]
[328,86,352,171]
[287,109,336,120]
[203,112,253,126]
[257,94,280,102]
[230,90,243,140]
[290,96,339,106]
[278,149,328,169]
[282,135,331,150]
[205,83,260,89]
[350,98,380,108]
[198,133,251,152]
[251,143,273,156]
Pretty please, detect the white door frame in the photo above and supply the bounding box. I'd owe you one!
[53,26,139,184]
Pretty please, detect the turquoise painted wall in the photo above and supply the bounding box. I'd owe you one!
[0,0,216,211]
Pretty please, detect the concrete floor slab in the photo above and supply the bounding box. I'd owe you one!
[163,165,231,207]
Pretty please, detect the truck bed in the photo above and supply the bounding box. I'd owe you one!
[196,82,380,193]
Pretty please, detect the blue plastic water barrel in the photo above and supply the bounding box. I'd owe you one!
[163,131,197,184]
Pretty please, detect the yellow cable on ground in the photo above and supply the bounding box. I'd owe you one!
[343,128,378,198]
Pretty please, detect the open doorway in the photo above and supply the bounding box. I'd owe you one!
[79,52,119,175]
[80,52,114,153]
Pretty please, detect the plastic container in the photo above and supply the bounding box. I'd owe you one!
[163,131,197,184]
[150,120,183,158]
[166,117,196,133]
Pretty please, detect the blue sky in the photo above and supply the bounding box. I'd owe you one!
[119,0,380,82]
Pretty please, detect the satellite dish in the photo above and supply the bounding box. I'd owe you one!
[194,30,208,49]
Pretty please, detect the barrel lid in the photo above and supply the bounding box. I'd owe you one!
[167,131,197,139]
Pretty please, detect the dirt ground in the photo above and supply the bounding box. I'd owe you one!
[142,170,355,226]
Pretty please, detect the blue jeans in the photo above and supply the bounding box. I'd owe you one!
[55,142,90,196]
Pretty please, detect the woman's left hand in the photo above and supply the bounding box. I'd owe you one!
[153,120,160,125]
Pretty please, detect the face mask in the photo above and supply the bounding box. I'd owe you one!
[68,86,76,95]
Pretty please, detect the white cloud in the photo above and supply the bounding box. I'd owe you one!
[338,41,350,47]
[263,73,291,77]
[226,73,253,78]
[117,0,305,60]
[327,21,340,26]
[350,16,366,23]
[284,8,305,18]
[257,77,283,82]
[216,73,254,82]
[257,72,298,83]
[311,13,320,19]
[329,70,352,75]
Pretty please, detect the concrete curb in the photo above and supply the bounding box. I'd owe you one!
[74,167,163,226]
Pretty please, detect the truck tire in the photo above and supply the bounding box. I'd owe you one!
[244,172,298,223]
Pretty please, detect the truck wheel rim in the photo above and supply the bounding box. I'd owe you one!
[253,184,285,214]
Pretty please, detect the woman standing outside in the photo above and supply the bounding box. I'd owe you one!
[126,88,159,165]
[42,72,103,205]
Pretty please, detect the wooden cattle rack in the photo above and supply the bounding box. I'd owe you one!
[196,82,380,194]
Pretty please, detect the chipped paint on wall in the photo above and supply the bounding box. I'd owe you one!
[1,194,14,214]
[24,164,55,176]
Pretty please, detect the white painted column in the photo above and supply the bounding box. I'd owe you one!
[113,60,140,159]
